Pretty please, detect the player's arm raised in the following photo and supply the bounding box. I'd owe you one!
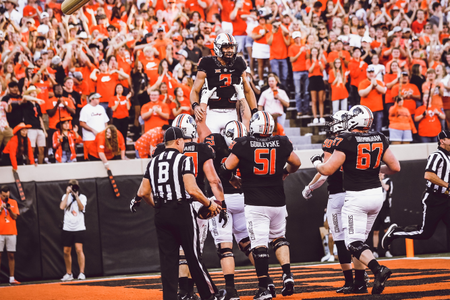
[242,72,258,114]
[190,70,207,121]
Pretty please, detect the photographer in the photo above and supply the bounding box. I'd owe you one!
[60,179,87,281]
[0,185,20,284]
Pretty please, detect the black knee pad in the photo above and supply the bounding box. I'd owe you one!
[252,246,269,260]
[217,244,234,261]
[335,240,352,264]
[347,241,370,260]
[179,254,188,266]
[270,237,290,252]
[239,237,251,257]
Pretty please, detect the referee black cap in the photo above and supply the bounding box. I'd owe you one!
[164,127,187,142]
[438,130,450,140]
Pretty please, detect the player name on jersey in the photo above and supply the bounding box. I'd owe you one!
[354,135,383,142]
[250,140,281,148]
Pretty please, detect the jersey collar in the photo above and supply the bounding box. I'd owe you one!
[438,146,450,156]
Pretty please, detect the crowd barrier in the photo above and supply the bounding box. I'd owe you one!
[0,143,448,282]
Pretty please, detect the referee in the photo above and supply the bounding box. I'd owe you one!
[135,127,221,300]
[382,130,450,252]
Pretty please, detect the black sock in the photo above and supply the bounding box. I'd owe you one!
[354,269,365,286]
[258,276,268,289]
[188,278,195,294]
[343,269,353,286]
[281,263,291,275]
[368,259,381,274]
[224,274,235,289]
[179,277,188,294]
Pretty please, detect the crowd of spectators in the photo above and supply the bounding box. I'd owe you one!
[0,0,449,168]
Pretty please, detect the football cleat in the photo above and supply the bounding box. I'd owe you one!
[382,223,398,250]
[268,276,276,298]
[224,287,240,300]
[281,273,294,296]
[336,285,353,293]
[372,266,392,295]
[343,283,368,294]
[253,287,272,300]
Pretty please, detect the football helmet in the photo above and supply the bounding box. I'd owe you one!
[172,114,197,138]
[214,33,237,61]
[249,111,274,137]
[347,105,373,131]
[328,110,349,133]
[222,120,248,146]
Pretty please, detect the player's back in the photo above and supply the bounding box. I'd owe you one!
[198,55,246,109]
[230,135,293,206]
[205,133,242,194]
[334,131,389,192]
[322,136,344,194]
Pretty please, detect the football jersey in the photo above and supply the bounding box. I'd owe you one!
[197,55,247,109]
[334,132,390,192]
[322,137,345,195]
[230,135,293,207]
[153,141,215,192]
[204,133,242,195]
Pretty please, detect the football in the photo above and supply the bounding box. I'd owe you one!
[197,200,222,219]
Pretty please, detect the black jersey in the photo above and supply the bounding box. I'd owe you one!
[322,137,345,195]
[334,131,389,192]
[153,141,215,192]
[197,55,247,109]
[204,133,242,195]
[230,135,293,207]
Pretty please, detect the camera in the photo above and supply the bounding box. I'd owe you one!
[0,5,7,15]
[71,184,80,194]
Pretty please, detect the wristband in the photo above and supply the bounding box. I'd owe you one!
[251,108,258,115]
[283,167,289,175]
[104,162,109,166]
[191,102,200,110]
[206,200,212,208]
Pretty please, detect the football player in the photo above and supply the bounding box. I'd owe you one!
[190,33,258,142]
[302,111,356,293]
[311,105,400,295]
[221,111,301,300]
[153,114,227,300]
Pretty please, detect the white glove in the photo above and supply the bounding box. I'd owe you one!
[200,86,217,104]
[233,83,245,100]
[302,185,312,200]
[310,154,323,168]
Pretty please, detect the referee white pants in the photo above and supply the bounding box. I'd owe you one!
[206,107,238,135]
[341,188,383,247]
[245,205,287,249]
[209,193,248,245]
[326,192,346,241]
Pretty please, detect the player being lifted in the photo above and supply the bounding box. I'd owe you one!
[221,112,301,300]
[190,33,258,142]
[311,105,400,295]
[303,111,358,293]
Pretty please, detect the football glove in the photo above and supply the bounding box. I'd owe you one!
[233,83,245,100]
[302,185,312,200]
[200,86,217,104]
[310,154,323,168]
[130,195,142,213]
[218,200,228,228]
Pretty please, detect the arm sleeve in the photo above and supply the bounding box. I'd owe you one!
[425,153,441,173]
[181,156,196,175]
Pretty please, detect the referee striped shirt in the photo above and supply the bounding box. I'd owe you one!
[144,148,196,201]
[425,147,450,194]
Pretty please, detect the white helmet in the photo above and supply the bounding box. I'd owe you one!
[172,114,197,138]
[347,105,373,131]
[214,33,237,60]
[249,111,274,137]
[223,120,248,146]
[329,110,349,133]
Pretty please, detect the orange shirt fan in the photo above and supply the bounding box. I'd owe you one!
[61,0,90,14]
